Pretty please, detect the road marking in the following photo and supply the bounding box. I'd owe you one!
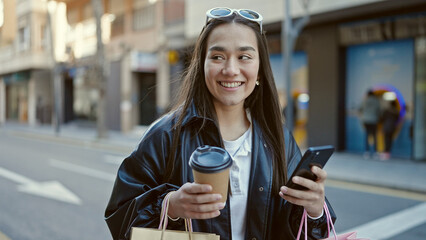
[50,159,116,182]
[343,202,426,239]
[0,231,11,240]
[104,154,125,165]
[326,179,426,201]
[0,166,81,205]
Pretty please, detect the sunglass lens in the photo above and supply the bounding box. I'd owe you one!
[210,8,232,17]
[239,10,259,20]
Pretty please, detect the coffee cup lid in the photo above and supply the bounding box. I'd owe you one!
[189,145,232,173]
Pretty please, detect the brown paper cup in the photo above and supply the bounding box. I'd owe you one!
[192,168,230,203]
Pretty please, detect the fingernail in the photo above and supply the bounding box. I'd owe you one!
[293,177,299,183]
[215,194,222,200]
[217,202,225,209]
[281,186,288,193]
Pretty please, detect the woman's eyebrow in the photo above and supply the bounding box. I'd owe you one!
[208,46,256,52]
[239,46,256,52]
[208,46,226,52]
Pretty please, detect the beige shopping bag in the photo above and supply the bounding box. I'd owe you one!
[131,227,220,240]
[130,191,220,240]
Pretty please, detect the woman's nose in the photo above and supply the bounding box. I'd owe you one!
[222,58,240,76]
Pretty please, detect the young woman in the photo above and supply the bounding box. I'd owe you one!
[105,7,336,240]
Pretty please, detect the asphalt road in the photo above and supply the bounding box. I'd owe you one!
[0,131,425,240]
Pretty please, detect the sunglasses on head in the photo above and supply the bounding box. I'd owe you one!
[206,7,263,33]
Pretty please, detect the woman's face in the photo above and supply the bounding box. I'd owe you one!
[204,23,260,110]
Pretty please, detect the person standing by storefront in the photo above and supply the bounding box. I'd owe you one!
[359,89,381,158]
[380,100,399,160]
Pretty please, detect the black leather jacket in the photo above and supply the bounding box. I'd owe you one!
[105,104,336,240]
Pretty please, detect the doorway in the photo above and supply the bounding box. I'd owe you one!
[136,72,156,125]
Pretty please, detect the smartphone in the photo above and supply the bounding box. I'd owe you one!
[286,145,335,190]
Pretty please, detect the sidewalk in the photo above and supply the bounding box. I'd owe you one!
[1,122,425,193]
[325,152,426,194]
[1,121,146,153]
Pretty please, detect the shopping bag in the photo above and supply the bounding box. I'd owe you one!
[131,228,219,240]
[296,202,369,240]
[131,191,220,240]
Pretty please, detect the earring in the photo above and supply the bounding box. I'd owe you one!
[256,80,260,86]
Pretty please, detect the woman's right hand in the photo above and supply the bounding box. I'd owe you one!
[168,182,225,219]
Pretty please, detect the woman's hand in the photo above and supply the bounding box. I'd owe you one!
[279,166,327,218]
[168,182,225,219]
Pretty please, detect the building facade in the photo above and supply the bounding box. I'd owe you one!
[58,0,185,132]
[0,0,67,127]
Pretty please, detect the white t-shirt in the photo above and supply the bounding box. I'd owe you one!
[223,124,252,240]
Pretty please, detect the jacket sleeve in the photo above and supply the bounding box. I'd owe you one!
[104,125,180,240]
[283,127,337,239]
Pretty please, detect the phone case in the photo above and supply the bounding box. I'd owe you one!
[286,145,335,190]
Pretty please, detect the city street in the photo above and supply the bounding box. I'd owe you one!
[0,131,425,240]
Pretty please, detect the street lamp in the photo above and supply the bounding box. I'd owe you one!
[282,0,311,131]
[47,0,62,135]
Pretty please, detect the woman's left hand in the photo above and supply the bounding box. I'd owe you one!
[279,166,327,218]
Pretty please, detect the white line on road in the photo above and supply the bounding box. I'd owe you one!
[343,202,426,240]
[104,154,125,165]
[49,159,116,182]
[0,165,33,185]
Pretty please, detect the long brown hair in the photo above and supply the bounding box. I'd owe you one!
[168,13,287,193]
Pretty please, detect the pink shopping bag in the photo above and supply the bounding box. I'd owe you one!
[296,202,369,240]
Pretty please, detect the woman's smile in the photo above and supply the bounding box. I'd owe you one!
[219,81,244,88]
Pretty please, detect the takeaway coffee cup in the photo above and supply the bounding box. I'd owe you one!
[189,145,232,203]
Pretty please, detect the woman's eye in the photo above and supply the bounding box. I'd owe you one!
[211,55,224,60]
[240,55,251,60]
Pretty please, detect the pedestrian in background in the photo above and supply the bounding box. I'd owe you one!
[105,7,335,240]
[359,89,381,158]
[380,99,399,160]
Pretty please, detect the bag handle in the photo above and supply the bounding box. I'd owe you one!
[158,191,193,240]
[324,202,338,238]
[296,202,337,240]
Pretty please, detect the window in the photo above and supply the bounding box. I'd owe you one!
[83,3,93,20]
[40,24,48,50]
[111,14,124,37]
[17,15,31,52]
[0,0,4,28]
[133,5,155,31]
[18,26,30,52]
[163,0,184,25]
[67,8,79,25]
